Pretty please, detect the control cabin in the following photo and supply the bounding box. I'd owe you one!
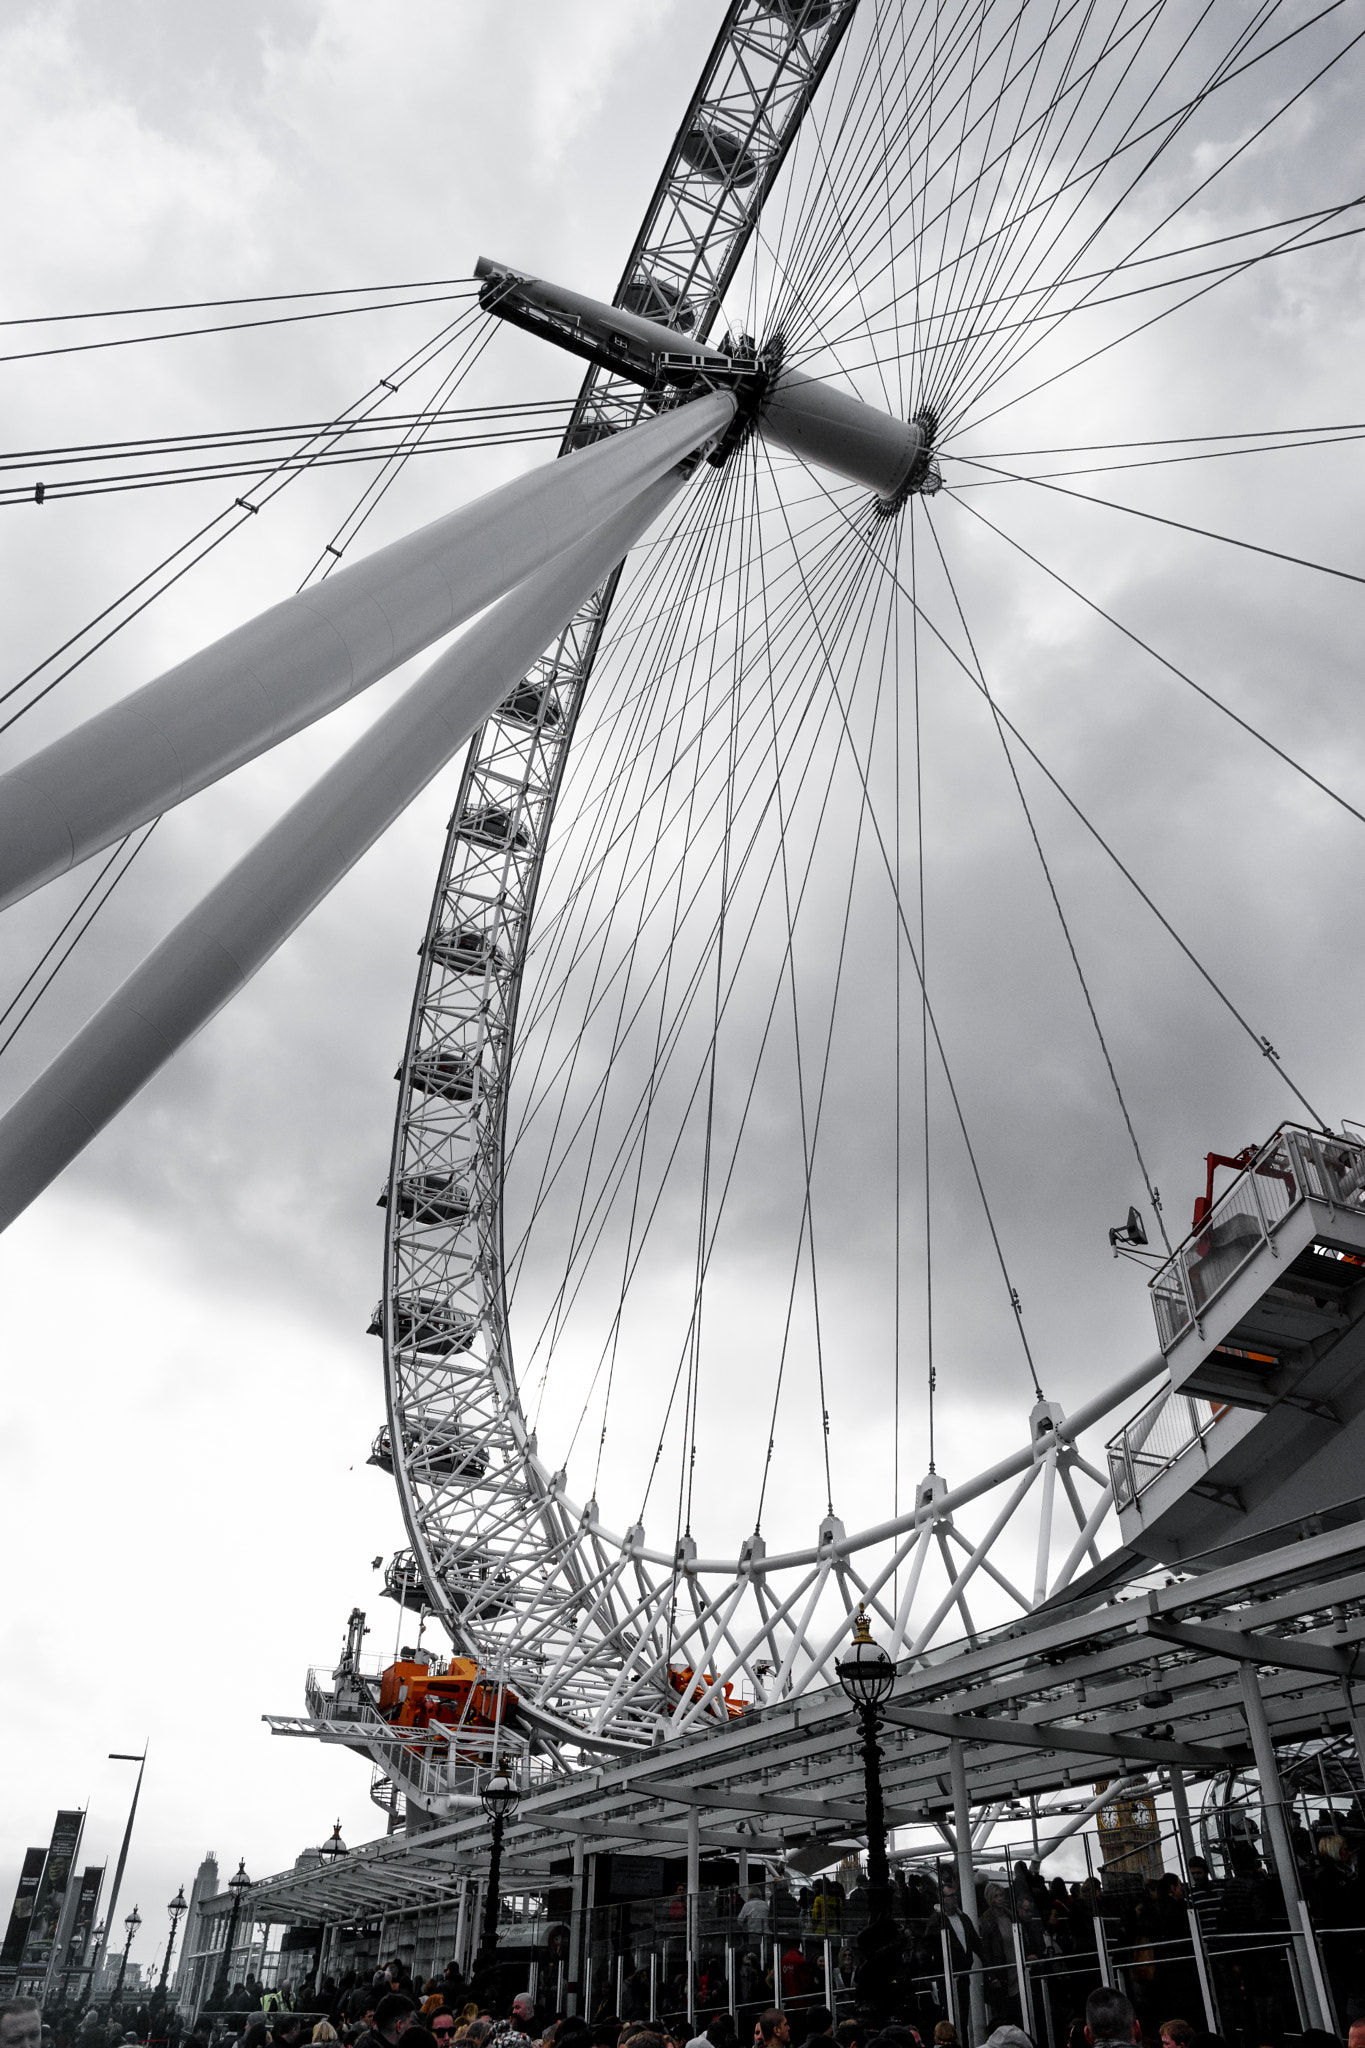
[1109,1124,1365,1564]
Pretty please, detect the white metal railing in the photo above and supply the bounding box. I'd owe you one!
[1106,1383,1227,1510]
[1148,1125,1365,1351]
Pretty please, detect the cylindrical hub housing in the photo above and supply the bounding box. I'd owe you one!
[757,369,925,499]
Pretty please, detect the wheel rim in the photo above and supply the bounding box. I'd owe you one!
[381,0,1365,1763]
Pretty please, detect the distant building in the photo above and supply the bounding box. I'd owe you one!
[174,1854,219,1997]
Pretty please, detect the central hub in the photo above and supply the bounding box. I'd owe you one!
[475,256,940,503]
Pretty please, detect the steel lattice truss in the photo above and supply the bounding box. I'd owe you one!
[376,0,1144,1767]
[379,0,902,1761]
[367,0,1365,1792]
[265,1514,1365,1902]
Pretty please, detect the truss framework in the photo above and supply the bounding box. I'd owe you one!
[377,0,922,1758]
[265,1513,1365,1917]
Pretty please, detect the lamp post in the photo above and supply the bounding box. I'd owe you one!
[211,1860,252,2010]
[316,1824,347,1986]
[478,1768,521,1963]
[836,1605,896,1926]
[157,1886,188,2000]
[112,1905,142,2007]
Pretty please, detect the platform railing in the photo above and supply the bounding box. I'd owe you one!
[1148,1125,1365,1352]
[1106,1383,1227,1510]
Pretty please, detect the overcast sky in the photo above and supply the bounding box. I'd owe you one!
[1,0,1363,1969]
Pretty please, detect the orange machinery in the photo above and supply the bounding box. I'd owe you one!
[667,1665,747,1719]
[379,1655,519,1744]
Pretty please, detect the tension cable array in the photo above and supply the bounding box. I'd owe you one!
[1,399,576,509]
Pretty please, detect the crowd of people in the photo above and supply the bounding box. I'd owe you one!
[7,1977,1365,2048]
[6,1812,1365,2048]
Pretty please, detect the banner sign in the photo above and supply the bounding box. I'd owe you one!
[63,1867,105,1971]
[24,1811,84,1967]
[1,1850,48,1968]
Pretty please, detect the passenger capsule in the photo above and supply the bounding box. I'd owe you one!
[457,802,530,851]
[405,1049,480,1101]
[368,1293,478,1356]
[377,1173,472,1225]
[622,269,696,331]
[499,680,563,730]
[427,926,505,976]
[678,120,759,188]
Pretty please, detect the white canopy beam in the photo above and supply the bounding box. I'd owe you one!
[0,388,735,913]
[0,467,687,1234]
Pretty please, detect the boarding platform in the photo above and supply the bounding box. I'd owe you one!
[1108,1123,1365,1564]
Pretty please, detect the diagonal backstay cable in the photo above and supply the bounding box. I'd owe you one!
[953,458,1365,588]
[761,443,1046,1404]
[923,502,1173,1252]
[944,485,1365,831]
[0,822,159,1060]
[813,470,1330,1129]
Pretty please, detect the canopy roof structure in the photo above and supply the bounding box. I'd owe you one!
[250,1507,1365,1926]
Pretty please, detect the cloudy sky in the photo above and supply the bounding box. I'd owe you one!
[1,0,1363,1969]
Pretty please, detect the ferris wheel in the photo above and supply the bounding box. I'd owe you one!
[2,0,1364,1780]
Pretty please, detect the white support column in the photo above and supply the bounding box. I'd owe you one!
[0,469,684,1235]
[949,1738,987,2047]
[453,1882,469,1980]
[0,388,735,913]
[1340,1676,1365,1783]
[1238,1664,1331,2031]
[567,1841,585,2017]
[1167,1769,1199,1877]
[686,1807,700,2029]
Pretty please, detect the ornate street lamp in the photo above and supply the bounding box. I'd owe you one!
[112,1905,142,2005]
[319,1821,348,1863]
[211,1859,252,2010]
[478,1767,521,1962]
[157,1886,188,2000]
[836,1605,896,1925]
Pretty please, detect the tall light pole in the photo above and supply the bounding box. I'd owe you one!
[157,1887,187,2000]
[92,1750,147,1999]
[211,1861,252,2011]
[836,1606,897,1926]
[478,1769,521,1964]
[112,1906,142,2007]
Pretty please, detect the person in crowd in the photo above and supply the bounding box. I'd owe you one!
[1,2001,43,2048]
[1157,2020,1193,2048]
[430,2021,456,2047]
[780,1943,815,2004]
[1082,1988,1140,2048]
[930,2025,956,2046]
[489,1999,535,2048]
[752,2016,789,2048]
[737,1893,769,1941]
[357,1997,417,2048]
[798,2012,834,2048]
[927,1875,983,1994]
[313,2028,339,2044]
[270,2018,307,2048]
[621,1969,650,2024]
[738,1955,765,2010]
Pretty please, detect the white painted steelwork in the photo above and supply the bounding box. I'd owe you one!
[0,455,713,1234]
[0,389,731,914]
[379,0,910,1777]
[474,257,933,499]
